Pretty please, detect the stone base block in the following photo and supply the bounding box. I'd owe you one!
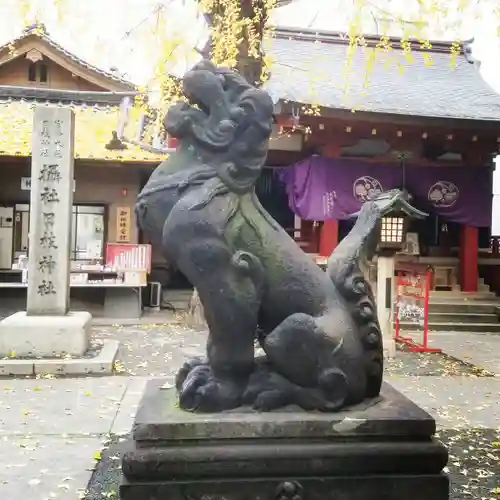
[0,311,91,357]
[383,336,397,358]
[0,359,35,376]
[121,381,449,500]
[0,340,118,376]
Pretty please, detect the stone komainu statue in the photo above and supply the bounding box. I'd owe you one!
[136,60,383,413]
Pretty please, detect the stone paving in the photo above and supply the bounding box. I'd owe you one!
[91,317,203,379]
[90,320,489,378]
[0,376,149,499]
[430,331,500,376]
[0,322,499,499]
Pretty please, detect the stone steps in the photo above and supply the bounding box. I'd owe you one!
[428,302,500,314]
[427,312,499,324]
[429,291,497,301]
[399,320,500,333]
[397,290,500,332]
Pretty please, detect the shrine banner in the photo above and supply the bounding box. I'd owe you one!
[277,156,401,221]
[278,156,492,227]
[405,166,492,227]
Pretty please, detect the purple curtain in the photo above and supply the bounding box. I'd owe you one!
[278,156,491,227]
[406,166,491,227]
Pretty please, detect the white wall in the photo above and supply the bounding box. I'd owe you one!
[0,207,14,269]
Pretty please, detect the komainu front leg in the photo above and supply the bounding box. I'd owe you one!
[175,351,249,413]
[173,244,265,412]
[177,361,246,412]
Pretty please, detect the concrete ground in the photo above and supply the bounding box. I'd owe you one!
[429,331,500,375]
[0,322,499,500]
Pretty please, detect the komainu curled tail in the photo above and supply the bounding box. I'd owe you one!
[328,201,384,397]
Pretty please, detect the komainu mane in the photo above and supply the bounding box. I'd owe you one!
[136,60,383,413]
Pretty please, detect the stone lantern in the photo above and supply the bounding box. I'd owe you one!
[373,189,428,252]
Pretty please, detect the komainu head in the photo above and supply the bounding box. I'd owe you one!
[164,60,275,193]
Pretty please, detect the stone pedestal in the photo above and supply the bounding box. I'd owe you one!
[377,255,397,358]
[0,311,91,357]
[121,380,449,500]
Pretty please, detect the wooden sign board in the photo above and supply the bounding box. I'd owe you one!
[116,206,131,243]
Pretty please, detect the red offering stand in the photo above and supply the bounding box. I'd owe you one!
[394,269,441,353]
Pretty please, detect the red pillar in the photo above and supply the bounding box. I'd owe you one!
[319,220,339,257]
[319,142,341,257]
[459,225,478,292]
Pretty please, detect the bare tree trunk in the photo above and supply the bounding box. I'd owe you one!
[198,0,269,86]
[187,288,208,330]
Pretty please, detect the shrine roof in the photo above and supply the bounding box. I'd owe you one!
[0,85,136,105]
[265,28,500,122]
[0,24,135,91]
[0,99,165,163]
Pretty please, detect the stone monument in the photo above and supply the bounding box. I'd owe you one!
[0,106,91,358]
[121,61,448,499]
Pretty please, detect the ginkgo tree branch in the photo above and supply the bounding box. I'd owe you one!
[21,0,497,135]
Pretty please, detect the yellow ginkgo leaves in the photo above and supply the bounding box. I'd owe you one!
[0,102,165,162]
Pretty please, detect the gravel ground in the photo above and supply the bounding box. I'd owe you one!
[440,428,500,499]
[85,429,500,500]
[85,435,131,500]
[90,322,486,379]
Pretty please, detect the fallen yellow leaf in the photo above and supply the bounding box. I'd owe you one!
[113,361,125,373]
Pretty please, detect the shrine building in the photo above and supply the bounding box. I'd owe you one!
[0,23,305,291]
[2,22,500,312]
[262,27,500,296]
[0,23,165,271]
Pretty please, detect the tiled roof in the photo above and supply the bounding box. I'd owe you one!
[264,29,500,121]
[0,25,135,90]
[0,85,138,105]
[0,99,165,162]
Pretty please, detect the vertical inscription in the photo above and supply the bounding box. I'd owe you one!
[322,190,337,218]
[37,122,61,297]
[27,107,75,316]
[116,206,131,243]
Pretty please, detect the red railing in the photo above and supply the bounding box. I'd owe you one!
[394,270,441,353]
